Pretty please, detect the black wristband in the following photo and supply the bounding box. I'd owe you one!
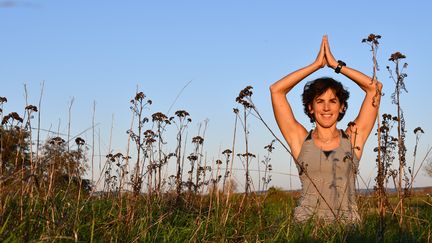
[335,60,346,74]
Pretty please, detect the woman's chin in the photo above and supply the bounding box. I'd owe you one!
[315,120,338,128]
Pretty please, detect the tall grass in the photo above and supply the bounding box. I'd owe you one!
[0,34,431,242]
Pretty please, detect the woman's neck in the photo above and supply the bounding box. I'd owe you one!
[313,126,340,145]
[314,125,338,137]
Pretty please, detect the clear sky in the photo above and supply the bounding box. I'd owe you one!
[1,0,431,190]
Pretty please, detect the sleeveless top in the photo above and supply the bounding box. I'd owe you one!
[294,130,360,223]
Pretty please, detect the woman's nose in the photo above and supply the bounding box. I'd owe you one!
[323,102,330,111]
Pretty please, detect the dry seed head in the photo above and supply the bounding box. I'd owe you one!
[237,152,256,158]
[10,112,22,122]
[389,52,406,61]
[75,137,85,145]
[25,105,38,112]
[187,154,198,161]
[2,112,24,125]
[362,33,381,44]
[152,112,168,122]
[134,92,145,101]
[144,129,155,138]
[192,136,204,144]
[414,127,424,134]
[175,110,190,118]
[235,86,255,108]
[222,149,232,155]
[264,140,275,152]
[1,115,9,125]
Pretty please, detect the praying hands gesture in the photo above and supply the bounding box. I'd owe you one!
[313,35,344,71]
[270,35,382,160]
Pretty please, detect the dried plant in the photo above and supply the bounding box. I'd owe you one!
[221,148,232,194]
[172,109,192,201]
[187,134,205,193]
[362,33,388,241]
[151,111,171,194]
[261,140,275,192]
[408,127,425,190]
[105,152,129,193]
[128,91,152,195]
[235,86,254,195]
[387,51,409,224]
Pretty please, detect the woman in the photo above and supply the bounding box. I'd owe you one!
[270,36,382,223]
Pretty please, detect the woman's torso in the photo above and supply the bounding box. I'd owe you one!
[294,129,360,223]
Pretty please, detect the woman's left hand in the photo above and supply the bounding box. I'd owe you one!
[323,36,338,69]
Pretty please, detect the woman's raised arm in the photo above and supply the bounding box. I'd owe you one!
[324,36,383,159]
[270,36,327,159]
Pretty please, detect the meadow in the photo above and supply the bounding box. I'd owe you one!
[1,34,432,242]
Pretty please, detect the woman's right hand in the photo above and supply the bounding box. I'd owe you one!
[313,36,327,69]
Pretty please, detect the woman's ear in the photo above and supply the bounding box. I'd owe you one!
[339,104,346,113]
[308,104,313,114]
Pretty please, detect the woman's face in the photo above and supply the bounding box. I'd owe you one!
[308,88,344,128]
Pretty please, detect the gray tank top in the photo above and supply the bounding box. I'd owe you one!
[294,130,360,223]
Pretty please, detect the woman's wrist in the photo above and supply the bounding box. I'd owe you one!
[311,61,324,70]
[334,60,346,74]
[328,60,338,70]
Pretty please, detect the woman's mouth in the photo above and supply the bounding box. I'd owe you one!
[321,114,333,119]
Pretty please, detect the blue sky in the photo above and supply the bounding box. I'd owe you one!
[1,1,431,190]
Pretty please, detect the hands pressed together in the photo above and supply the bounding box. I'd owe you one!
[314,35,339,70]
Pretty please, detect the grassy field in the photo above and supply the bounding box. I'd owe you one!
[1,187,431,242]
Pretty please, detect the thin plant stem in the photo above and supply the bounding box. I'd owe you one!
[67,97,74,152]
[36,80,44,163]
[91,100,95,186]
